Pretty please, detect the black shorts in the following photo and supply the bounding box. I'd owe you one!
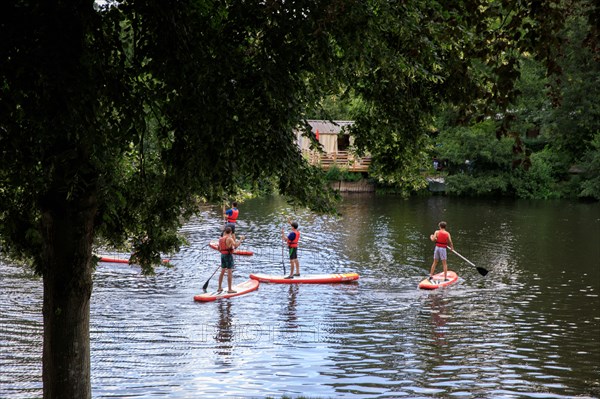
[221,254,234,269]
[288,247,298,260]
[225,222,236,233]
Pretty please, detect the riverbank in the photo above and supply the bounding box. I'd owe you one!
[329,179,375,192]
[328,177,445,194]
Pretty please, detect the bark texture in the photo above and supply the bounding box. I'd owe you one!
[41,195,96,399]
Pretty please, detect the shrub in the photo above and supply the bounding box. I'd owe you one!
[579,131,600,200]
[325,165,363,182]
[510,149,560,199]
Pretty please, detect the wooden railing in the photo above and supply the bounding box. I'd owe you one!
[305,150,372,172]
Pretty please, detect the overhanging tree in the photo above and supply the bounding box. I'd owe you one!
[0,0,581,398]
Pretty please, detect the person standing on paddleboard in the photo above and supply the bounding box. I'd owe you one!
[222,201,239,238]
[217,227,244,293]
[282,219,300,279]
[223,201,240,233]
[429,221,454,281]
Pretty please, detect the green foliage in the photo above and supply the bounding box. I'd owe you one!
[437,120,513,173]
[0,0,593,270]
[324,166,363,182]
[428,0,600,201]
[1,1,595,397]
[544,5,600,164]
[579,132,600,200]
[1,1,590,397]
[368,140,430,198]
[445,173,510,197]
[309,90,367,120]
[438,120,513,197]
[510,56,553,138]
[510,150,561,199]
[436,120,563,198]
[305,0,582,199]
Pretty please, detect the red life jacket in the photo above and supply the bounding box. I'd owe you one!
[288,231,300,248]
[436,230,449,248]
[227,208,239,223]
[218,236,233,254]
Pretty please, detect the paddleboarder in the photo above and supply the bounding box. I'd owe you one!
[429,221,454,281]
[217,227,244,293]
[282,219,300,279]
[222,201,239,237]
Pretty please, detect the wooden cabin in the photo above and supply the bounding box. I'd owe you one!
[296,120,372,172]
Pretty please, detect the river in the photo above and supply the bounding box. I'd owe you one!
[1,195,599,398]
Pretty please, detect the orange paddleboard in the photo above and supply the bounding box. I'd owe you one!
[250,272,359,284]
[418,270,459,290]
[194,279,259,302]
[97,256,170,264]
[208,240,254,256]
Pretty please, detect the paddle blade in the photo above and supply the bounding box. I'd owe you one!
[202,265,221,292]
[202,278,211,292]
[477,267,489,276]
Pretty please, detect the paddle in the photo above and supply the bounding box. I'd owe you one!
[202,265,220,292]
[221,203,227,235]
[450,249,488,276]
[281,226,287,276]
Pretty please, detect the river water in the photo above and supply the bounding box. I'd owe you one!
[1,195,599,399]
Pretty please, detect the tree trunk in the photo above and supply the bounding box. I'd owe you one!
[41,195,97,399]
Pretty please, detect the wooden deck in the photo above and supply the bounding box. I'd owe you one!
[305,150,372,172]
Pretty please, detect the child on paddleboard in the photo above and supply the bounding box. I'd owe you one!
[429,221,454,281]
[222,201,239,238]
[282,219,300,279]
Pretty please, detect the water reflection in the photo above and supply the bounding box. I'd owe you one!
[428,293,450,348]
[285,284,299,330]
[215,301,233,364]
[0,195,598,398]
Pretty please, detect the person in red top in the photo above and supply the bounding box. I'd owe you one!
[282,219,300,279]
[429,221,454,281]
[222,202,239,237]
[217,227,244,293]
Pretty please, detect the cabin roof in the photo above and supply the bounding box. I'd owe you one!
[306,120,354,134]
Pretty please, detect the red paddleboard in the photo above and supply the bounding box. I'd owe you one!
[194,279,259,302]
[97,256,170,264]
[208,240,254,256]
[418,270,458,290]
[98,256,129,264]
[249,272,359,284]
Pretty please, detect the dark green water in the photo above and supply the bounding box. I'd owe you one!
[1,195,599,398]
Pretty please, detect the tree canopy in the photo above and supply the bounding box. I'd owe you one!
[427,0,600,200]
[2,0,588,268]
